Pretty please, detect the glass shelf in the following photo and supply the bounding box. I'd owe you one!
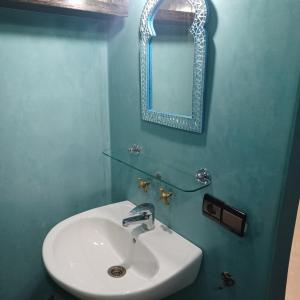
[103,147,211,193]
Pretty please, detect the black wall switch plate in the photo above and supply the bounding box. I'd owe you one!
[202,194,247,237]
[203,194,224,222]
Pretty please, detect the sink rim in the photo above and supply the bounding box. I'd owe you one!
[42,200,203,299]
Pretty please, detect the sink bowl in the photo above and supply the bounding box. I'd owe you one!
[42,201,203,300]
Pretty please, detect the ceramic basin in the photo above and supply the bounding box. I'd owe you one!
[42,201,203,300]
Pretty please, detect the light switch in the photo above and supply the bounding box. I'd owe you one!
[203,195,223,222]
[202,194,247,237]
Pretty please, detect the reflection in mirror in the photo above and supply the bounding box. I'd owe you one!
[140,0,208,133]
[152,0,195,116]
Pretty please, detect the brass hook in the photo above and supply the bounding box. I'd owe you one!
[159,188,173,205]
[138,178,150,192]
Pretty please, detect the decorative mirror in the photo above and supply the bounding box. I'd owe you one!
[139,0,208,133]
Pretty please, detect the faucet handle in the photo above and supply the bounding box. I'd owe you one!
[129,203,155,218]
[137,178,150,192]
[159,188,173,205]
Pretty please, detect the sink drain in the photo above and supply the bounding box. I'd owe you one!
[107,266,126,278]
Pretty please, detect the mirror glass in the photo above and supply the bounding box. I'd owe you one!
[151,0,195,116]
[140,0,208,133]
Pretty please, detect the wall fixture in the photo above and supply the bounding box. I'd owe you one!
[195,169,212,185]
[128,144,143,154]
[138,178,151,192]
[159,187,173,205]
[139,0,208,133]
[218,272,235,289]
[203,194,247,237]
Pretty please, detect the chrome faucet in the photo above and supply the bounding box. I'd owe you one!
[122,203,155,230]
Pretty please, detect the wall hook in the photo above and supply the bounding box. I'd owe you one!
[218,272,235,289]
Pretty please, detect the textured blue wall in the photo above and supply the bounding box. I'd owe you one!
[0,8,111,300]
[108,1,300,300]
[0,1,299,299]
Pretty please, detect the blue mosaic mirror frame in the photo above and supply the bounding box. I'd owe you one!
[139,0,208,133]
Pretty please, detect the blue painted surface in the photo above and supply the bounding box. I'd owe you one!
[0,1,299,299]
[108,1,300,300]
[0,7,111,300]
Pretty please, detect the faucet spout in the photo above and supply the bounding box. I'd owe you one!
[122,203,155,231]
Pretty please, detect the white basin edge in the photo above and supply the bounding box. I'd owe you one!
[42,201,203,300]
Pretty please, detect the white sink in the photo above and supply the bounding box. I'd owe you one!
[42,201,203,300]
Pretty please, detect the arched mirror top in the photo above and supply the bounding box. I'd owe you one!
[140,0,208,41]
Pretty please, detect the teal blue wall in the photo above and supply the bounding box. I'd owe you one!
[0,1,299,300]
[0,8,111,300]
[108,1,300,300]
